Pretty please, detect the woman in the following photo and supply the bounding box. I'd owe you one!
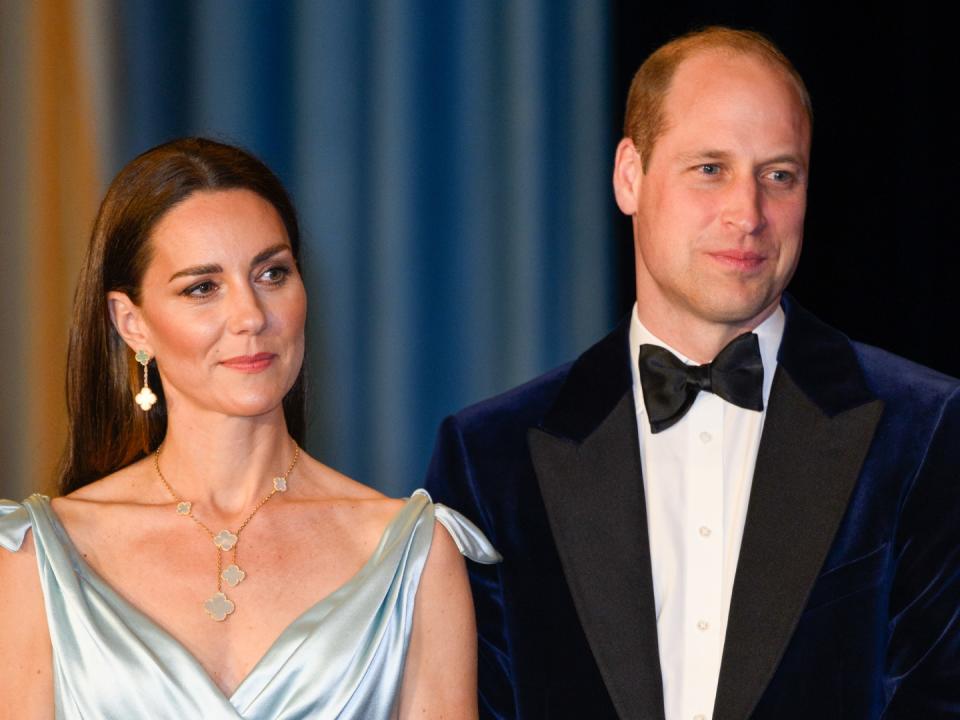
[0,138,498,719]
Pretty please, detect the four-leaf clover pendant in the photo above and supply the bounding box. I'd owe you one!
[222,564,246,587]
[213,530,238,551]
[204,592,235,622]
[135,386,158,411]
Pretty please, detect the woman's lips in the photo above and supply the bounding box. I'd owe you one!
[220,353,276,372]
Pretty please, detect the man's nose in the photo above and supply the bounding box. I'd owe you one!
[228,285,268,334]
[721,176,765,235]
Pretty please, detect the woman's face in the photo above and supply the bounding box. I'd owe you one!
[132,188,306,421]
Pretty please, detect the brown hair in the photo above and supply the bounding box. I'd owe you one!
[59,137,306,495]
[624,26,813,171]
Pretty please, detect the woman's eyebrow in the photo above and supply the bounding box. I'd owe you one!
[168,263,221,282]
[250,243,291,267]
[167,244,292,282]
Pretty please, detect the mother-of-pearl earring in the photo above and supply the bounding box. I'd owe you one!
[134,349,158,411]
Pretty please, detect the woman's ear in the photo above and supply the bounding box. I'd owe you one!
[107,291,152,355]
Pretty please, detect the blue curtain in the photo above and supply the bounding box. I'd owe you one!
[105,0,613,495]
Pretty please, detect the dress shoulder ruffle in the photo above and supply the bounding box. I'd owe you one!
[0,495,43,552]
[412,488,502,564]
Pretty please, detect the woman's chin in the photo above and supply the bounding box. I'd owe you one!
[165,393,287,422]
[222,396,288,420]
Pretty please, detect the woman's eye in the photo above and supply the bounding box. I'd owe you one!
[260,265,291,284]
[182,280,217,298]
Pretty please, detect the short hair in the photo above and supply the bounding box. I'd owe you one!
[623,26,813,171]
[59,137,306,494]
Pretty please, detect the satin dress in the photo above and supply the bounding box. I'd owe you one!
[0,489,500,719]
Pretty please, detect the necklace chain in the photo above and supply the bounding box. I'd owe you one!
[153,442,300,621]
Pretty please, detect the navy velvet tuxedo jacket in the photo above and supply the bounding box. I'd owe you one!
[424,296,960,719]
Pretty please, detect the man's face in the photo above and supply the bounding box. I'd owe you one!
[614,51,811,351]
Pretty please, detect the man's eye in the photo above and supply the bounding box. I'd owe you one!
[698,164,721,176]
[769,169,794,183]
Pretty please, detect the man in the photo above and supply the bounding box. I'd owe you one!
[426,27,960,720]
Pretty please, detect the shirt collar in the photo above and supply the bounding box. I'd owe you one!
[628,301,785,418]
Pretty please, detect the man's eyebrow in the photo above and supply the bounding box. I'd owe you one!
[167,243,292,282]
[676,150,733,163]
[762,153,805,167]
[675,150,806,168]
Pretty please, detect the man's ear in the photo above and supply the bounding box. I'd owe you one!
[107,291,152,356]
[612,137,644,215]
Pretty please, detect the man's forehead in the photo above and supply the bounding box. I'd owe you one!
[661,50,811,142]
[669,49,794,99]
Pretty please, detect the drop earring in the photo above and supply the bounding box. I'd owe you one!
[134,349,158,411]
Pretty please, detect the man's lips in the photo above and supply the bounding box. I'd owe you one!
[220,353,276,371]
[707,250,767,271]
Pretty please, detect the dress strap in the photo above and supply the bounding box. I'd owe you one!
[0,498,34,552]
[412,488,502,564]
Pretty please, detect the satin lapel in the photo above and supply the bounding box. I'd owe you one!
[530,392,665,720]
[712,366,884,720]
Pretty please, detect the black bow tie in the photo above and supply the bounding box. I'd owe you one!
[637,333,764,434]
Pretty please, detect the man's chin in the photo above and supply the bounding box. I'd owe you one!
[693,291,783,330]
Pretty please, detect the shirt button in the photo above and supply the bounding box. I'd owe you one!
[699,526,711,538]
[699,431,712,443]
[697,619,709,631]
[694,715,706,720]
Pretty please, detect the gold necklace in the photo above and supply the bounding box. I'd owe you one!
[154,443,301,622]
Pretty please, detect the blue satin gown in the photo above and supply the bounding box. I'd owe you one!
[0,489,500,719]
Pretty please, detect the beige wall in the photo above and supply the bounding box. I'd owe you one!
[0,0,103,499]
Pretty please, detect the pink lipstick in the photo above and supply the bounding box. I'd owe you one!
[220,353,276,372]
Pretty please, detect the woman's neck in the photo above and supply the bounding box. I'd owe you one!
[155,406,297,518]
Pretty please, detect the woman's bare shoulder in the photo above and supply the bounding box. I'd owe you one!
[292,453,409,540]
[0,525,43,617]
[50,457,160,555]
[0,525,53,712]
[56,456,155,505]
[295,453,403,505]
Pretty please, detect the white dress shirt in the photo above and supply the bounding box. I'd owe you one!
[629,303,785,720]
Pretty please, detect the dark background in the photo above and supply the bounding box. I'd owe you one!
[611,4,959,378]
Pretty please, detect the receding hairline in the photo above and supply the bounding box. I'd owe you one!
[685,44,811,110]
[664,46,812,129]
[623,27,813,170]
